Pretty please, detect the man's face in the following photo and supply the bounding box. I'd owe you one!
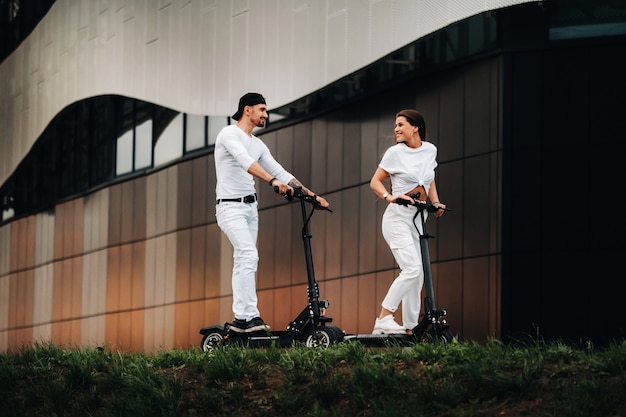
[248,103,268,127]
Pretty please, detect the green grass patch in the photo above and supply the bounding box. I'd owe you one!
[0,339,624,417]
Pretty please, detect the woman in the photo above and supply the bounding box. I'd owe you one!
[369,109,446,334]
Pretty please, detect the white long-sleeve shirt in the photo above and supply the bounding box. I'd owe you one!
[214,125,294,199]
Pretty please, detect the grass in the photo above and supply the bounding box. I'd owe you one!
[1,338,625,417]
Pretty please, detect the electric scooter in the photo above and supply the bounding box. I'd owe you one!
[343,194,454,346]
[199,186,344,351]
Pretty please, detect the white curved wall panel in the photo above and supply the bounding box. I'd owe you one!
[0,0,535,185]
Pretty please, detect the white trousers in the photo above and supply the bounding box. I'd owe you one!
[380,203,427,329]
[216,201,260,321]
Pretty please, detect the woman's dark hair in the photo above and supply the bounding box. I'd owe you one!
[396,109,426,140]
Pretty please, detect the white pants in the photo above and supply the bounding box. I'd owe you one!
[380,203,427,329]
[216,201,260,320]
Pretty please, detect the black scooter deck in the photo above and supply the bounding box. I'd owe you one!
[342,333,415,347]
[224,330,296,347]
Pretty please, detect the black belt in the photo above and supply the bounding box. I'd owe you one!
[216,194,257,204]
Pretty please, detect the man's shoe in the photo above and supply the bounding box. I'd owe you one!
[230,318,247,331]
[372,315,405,334]
[229,317,270,333]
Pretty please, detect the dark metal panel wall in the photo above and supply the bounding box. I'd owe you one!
[502,39,626,345]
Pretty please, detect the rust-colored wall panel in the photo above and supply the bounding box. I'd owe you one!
[358,187,378,275]
[130,310,144,352]
[72,199,84,257]
[273,204,293,288]
[205,224,222,298]
[50,261,63,343]
[175,229,191,346]
[270,286,291,330]
[176,229,191,301]
[275,128,295,180]
[108,184,122,246]
[357,273,378,334]
[130,241,145,352]
[118,244,133,311]
[177,161,193,230]
[132,177,147,241]
[374,270,397,323]
[433,261,463,338]
[51,258,81,346]
[293,123,312,186]
[25,217,36,270]
[120,182,135,244]
[131,241,145,310]
[175,302,191,348]
[202,298,220,332]
[53,206,64,261]
[340,188,359,277]
[8,217,33,270]
[321,279,342,331]
[185,300,207,348]
[289,284,308,328]
[191,157,209,226]
[70,257,83,334]
[258,207,276,290]
[116,311,132,350]
[324,198,342,280]
[190,227,207,301]
[290,205,307,287]
[310,119,328,193]
[206,157,217,222]
[342,119,361,186]
[62,202,74,258]
[106,246,121,345]
[339,276,359,333]
[326,120,343,191]
[8,270,34,348]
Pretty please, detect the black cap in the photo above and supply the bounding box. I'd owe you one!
[232,92,266,121]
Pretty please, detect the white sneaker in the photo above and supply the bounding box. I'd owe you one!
[372,315,406,334]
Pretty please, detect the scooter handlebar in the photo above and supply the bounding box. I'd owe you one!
[395,194,451,213]
[274,185,332,212]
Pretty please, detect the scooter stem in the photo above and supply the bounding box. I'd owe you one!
[420,233,437,312]
[300,192,321,321]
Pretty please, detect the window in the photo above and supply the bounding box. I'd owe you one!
[0,95,222,223]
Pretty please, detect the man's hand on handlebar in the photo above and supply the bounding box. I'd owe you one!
[271,180,294,197]
[312,194,330,210]
[274,185,332,212]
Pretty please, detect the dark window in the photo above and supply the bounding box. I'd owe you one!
[0,95,224,223]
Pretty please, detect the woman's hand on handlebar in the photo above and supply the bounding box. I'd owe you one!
[432,202,446,217]
[394,194,413,205]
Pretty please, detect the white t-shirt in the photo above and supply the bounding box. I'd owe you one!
[378,141,438,196]
[214,125,294,199]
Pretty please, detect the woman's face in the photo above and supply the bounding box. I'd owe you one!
[394,116,417,143]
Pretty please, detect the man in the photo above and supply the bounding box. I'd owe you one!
[214,92,330,332]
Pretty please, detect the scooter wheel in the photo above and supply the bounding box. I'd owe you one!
[200,331,224,351]
[305,325,344,348]
[424,327,454,345]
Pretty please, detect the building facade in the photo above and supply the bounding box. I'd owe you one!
[1,0,625,352]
